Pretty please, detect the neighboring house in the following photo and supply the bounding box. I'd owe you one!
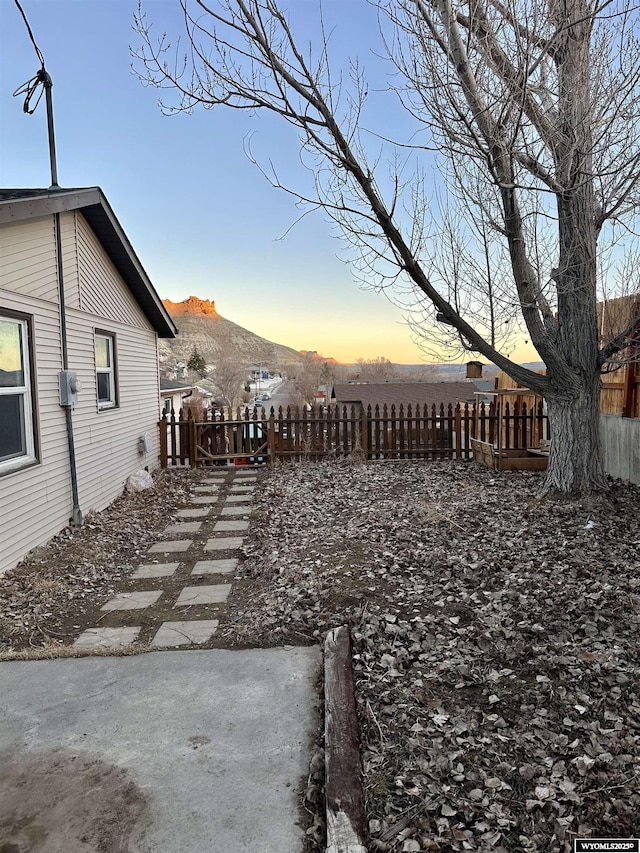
[331,381,481,414]
[0,187,177,575]
[315,383,332,406]
[249,366,269,381]
[160,377,193,415]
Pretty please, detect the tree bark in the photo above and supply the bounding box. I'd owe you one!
[540,0,605,494]
[544,378,607,494]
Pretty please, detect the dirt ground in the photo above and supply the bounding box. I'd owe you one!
[0,469,204,656]
[226,459,640,852]
[0,748,150,853]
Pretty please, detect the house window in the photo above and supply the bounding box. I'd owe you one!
[95,332,117,409]
[163,397,172,415]
[0,313,36,472]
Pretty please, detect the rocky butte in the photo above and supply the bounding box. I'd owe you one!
[160,295,303,369]
[163,295,220,318]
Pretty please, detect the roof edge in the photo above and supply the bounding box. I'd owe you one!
[0,187,177,339]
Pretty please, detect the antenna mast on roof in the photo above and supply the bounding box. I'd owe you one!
[12,0,59,188]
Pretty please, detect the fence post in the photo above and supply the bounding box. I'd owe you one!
[360,407,369,459]
[171,409,179,465]
[455,404,462,459]
[268,412,276,466]
[159,414,167,468]
[188,412,197,468]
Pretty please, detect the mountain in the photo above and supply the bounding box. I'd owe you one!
[299,350,340,365]
[160,296,304,368]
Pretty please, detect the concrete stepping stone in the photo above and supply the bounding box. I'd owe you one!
[149,539,192,553]
[193,485,220,493]
[220,506,249,517]
[162,521,203,535]
[230,486,254,493]
[131,562,179,579]
[101,590,162,611]
[151,620,219,648]
[234,477,257,483]
[190,496,220,505]
[73,626,141,650]
[224,495,252,504]
[201,474,228,481]
[214,520,250,532]
[204,537,244,551]
[192,559,238,576]
[175,507,210,519]
[174,585,232,606]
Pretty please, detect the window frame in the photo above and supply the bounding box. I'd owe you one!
[0,309,38,475]
[94,330,118,411]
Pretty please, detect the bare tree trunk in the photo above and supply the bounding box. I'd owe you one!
[541,0,605,494]
[544,378,607,494]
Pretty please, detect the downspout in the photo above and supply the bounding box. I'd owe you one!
[45,72,83,526]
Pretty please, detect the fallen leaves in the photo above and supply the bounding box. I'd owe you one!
[0,468,201,654]
[226,459,640,852]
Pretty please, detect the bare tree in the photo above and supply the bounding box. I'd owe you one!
[133,0,640,493]
[210,352,249,407]
[353,356,398,381]
[291,352,326,406]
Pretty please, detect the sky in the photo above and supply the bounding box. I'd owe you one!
[0,0,539,365]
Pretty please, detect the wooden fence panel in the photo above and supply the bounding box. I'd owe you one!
[159,401,550,468]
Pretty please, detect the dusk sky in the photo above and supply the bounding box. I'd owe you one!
[0,0,538,365]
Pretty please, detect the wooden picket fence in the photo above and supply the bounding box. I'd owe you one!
[159,401,549,468]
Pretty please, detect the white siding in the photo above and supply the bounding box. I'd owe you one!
[0,216,58,301]
[66,307,161,514]
[61,211,81,309]
[0,211,163,575]
[161,391,187,414]
[0,289,71,575]
[76,213,149,329]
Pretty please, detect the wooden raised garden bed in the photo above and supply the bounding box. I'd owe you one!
[471,439,548,471]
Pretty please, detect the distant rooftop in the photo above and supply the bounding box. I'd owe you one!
[160,378,193,393]
[332,381,482,410]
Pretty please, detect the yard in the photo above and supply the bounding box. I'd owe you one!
[228,460,640,852]
[0,459,638,852]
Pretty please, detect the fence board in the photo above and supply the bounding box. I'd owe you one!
[159,401,550,468]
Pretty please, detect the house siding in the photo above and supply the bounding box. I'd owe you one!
[66,307,160,514]
[0,290,72,574]
[76,213,149,329]
[161,390,191,414]
[0,216,58,302]
[0,209,162,574]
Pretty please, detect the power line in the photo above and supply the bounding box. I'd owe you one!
[12,0,45,68]
[12,0,51,115]
[10,0,59,186]
[13,70,48,115]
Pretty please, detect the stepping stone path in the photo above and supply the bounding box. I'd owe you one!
[74,468,260,651]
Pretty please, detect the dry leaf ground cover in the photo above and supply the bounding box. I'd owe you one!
[1,459,639,852]
[0,469,202,655]
[225,459,640,853]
